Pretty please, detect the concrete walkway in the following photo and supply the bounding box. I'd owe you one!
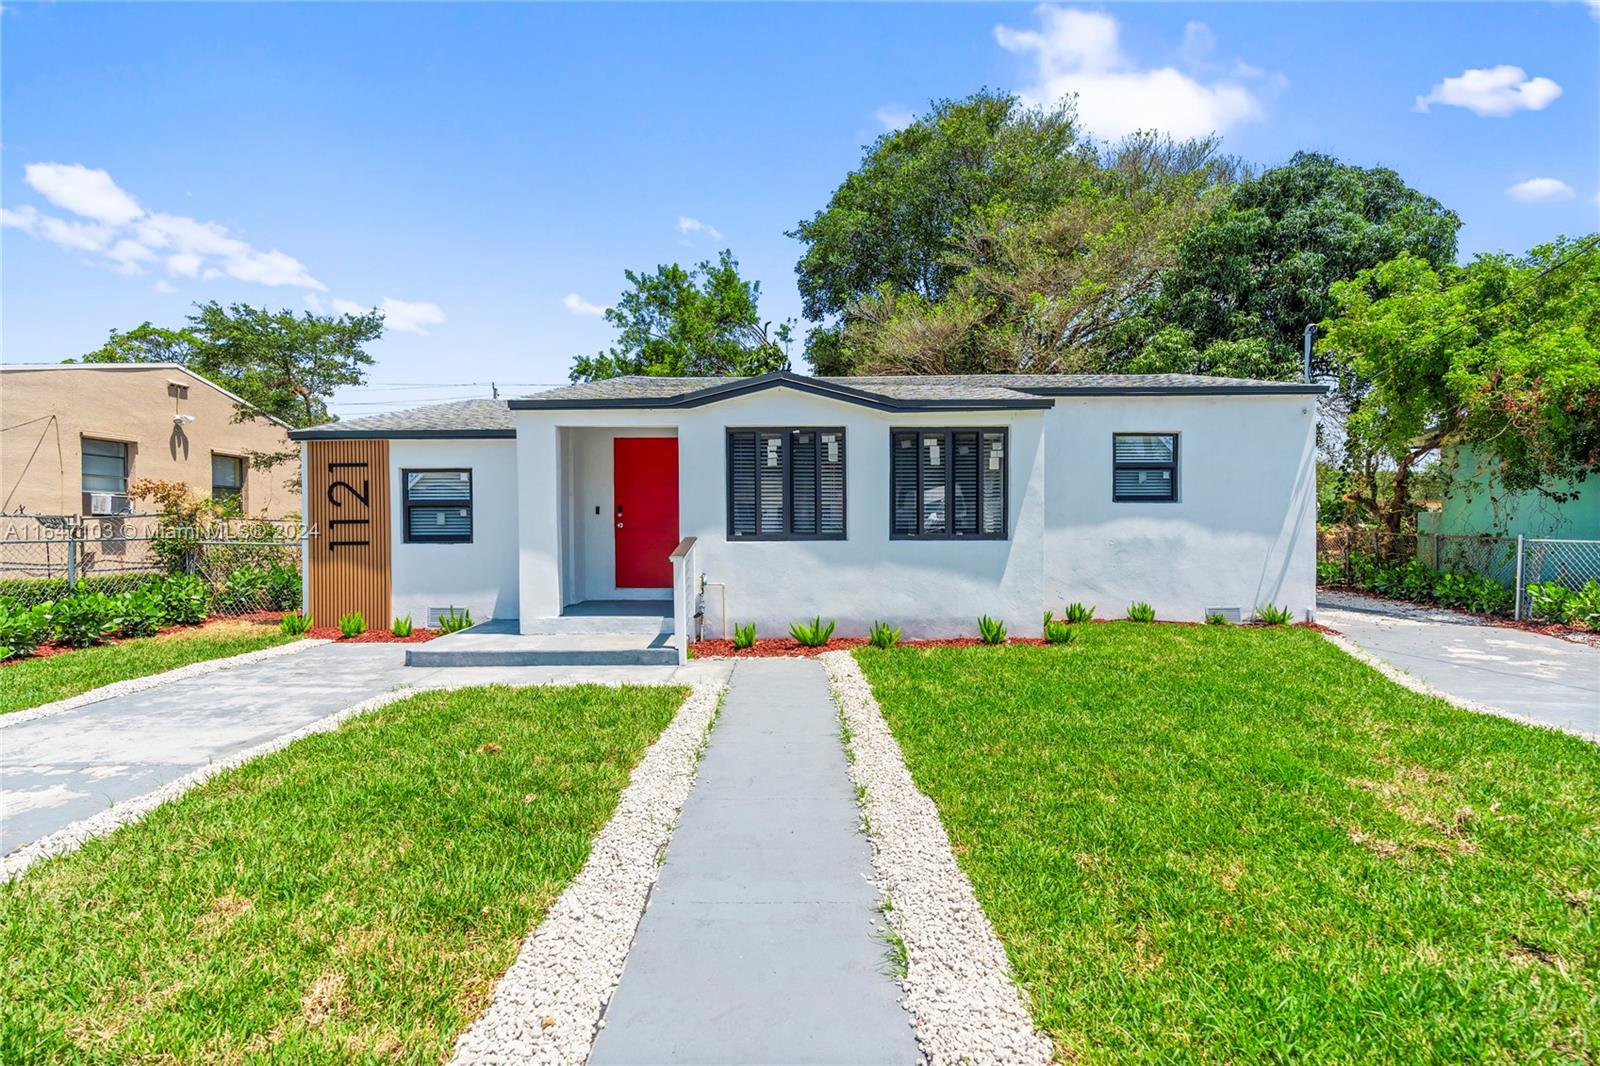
[589,658,919,1064]
[1319,591,1599,738]
[2,643,730,855]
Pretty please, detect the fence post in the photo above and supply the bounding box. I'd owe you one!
[1432,533,1441,570]
[66,536,78,592]
[1512,534,1525,621]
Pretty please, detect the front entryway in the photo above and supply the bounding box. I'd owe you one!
[613,437,679,589]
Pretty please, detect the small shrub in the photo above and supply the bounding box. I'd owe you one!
[1527,581,1574,622]
[1127,601,1156,623]
[279,611,313,636]
[266,565,302,611]
[337,611,367,639]
[437,607,474,633]
[1064,602,1095,624]
[115,587,167,638]
[153,573,210,625]
[0,601,53,659]
[1042,609,1054,631]
[732,622,758,649]
[868,620,901,649]
[1315,557,1347,585]
[1205,612,1230,626]
[789,616,836,647]
[977,615,1007,644]
[214,567,271,613]
[51,592,119,648]
[1568,579,1600,630]
[1256,603,1295,626]
[391,615,414,637]
[1044,619,1075,644]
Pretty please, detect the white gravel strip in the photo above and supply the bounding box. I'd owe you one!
[449,680,725,1066]
[2,682,414,883]
[1320,630,1600,744]
[0,637,331,729]
[821,651,1053,1066]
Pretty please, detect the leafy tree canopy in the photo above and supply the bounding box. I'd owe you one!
[80,301,383,428]
[570,250,792,381]
[1322,236,1599,532]
[1142,151,1461,380]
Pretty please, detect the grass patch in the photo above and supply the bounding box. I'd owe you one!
[1,683,686,1062]
[855,625,1600,1062]
[0,622,295,715]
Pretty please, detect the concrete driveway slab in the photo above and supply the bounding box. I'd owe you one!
[1318,591,1599,738]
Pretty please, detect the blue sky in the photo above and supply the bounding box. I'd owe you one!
[3,2,1596,417]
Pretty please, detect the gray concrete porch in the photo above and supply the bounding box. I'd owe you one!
[404,600,680,667]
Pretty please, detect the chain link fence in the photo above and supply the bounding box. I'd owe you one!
[1317,526,1600,619]
[0,515,305,616]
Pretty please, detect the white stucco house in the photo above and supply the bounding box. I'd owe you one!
[289,371,1322,647]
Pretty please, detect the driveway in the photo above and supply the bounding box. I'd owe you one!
[2,644,731,855]
[1318,591,1599,739]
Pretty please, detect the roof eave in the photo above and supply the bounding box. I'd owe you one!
[1019,383,1329,397]
[286,428,517,441]
[509,371,1054,412]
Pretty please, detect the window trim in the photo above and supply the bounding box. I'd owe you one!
[724,427,847,542]
[1111,432,1180,503]
[401,467,474,544]
[210,451,247,506]
[80,436,131,495]
[889,427,1010,541]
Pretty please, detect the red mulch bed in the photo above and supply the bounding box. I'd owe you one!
[1319,584,1600,645]
[694,621,1331,658]
[305,627,442,644]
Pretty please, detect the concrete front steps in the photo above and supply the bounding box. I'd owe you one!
[404,601,678,667]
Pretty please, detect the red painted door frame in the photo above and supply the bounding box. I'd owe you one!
[613,437,679,589]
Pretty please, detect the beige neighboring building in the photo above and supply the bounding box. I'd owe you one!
[1,363,296,518]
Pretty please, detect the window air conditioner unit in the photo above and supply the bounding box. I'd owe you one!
[85,492,133,516]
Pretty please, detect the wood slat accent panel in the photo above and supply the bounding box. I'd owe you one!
[306,439,391,626]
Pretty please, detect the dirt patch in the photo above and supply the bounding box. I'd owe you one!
[196,893,255,938]
[300,971,351,1027]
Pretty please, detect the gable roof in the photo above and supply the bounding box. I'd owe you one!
[289,370,1326,439]
[2,362,294,429]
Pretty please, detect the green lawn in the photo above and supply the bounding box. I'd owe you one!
[0,621,295,715]
[855,626,1600,1063]
[1,683,686,1063]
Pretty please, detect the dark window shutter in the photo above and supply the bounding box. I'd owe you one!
[952,431,979,535]
[820,430,845,535]
[891,432,918,536]
[757,431,785,535]
[790,430,818,535]
[729,431,758,536]
[981,431,1005,534]
[920,432,947,534]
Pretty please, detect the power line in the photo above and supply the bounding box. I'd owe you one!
[1426,234,1599,350]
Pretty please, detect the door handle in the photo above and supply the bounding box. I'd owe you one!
[617,522,624,529]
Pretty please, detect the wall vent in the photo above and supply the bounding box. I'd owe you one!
[426,605,469,628]
[1203,606,1243,624]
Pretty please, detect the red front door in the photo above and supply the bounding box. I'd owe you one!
[614,437,679,588]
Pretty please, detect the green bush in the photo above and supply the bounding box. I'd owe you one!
[789,616,836,647]
[337,611,367,639]
[115,586,167,638]
[1044,619,1075,644]
[267,565,301,611]
[279,611,313,636]
[1568,580,1600,630]
[1315,557,1347,585]
[153,573,210,624]
[0,601,53,659]
[1527,581,1574,622]
[214,567,271,613]
[0,573,158,607]
[1127,601,1156,623]
[1204,612,1230,625]
[977,615,1007,644]
[50,592,119,648]
[1256,603,1295,626]
[868,621,901,649]
[391,615,414,637]
[436,607,474,633]
[732,622,758,650]
[1064,602,1095,624]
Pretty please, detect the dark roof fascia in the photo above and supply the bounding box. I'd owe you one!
[286,428,517,441]
[507,372,1055,412]
[1014,383,1329,397]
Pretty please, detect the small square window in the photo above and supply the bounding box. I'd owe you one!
[212,454,245,504]
[1113,433,1178,502]
[403,469,473,543]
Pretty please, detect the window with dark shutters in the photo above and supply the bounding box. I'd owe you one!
[403,469,473,542]
[726,428,846,540]
[890,428,1007,539]
[1112,433,1178,502]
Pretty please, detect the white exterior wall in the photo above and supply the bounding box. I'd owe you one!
[390,439,519,623]
[1042,395,1318,621]
[516,390,1047,638]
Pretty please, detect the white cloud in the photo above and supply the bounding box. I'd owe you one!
[0,204,112,253]
[304,292,326,313]
[676,216,724,241]
[1505,177,1575,203]
[1179,21,1214,70]
[995,7,1266,140]
[167,252,202,277]
[562,292,606,317]
[379,297,446,335]
[1414,65,1562,116]
[330,297,369,317]
[153,280,177,294]
[24,162,143,223]
[873,105,915,131]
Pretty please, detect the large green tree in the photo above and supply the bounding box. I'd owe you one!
[1322,236,1599,536]
[1141,152,1461,380]
[570,250,791,381]
[81,301,383,428]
